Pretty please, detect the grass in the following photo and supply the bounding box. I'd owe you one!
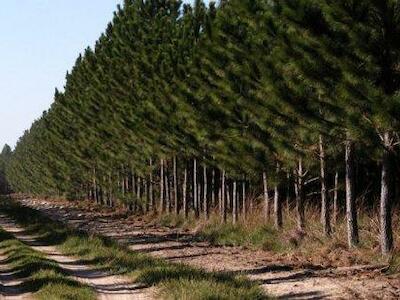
[157,207,400,270]
[0,229,95,300]
[0,198,269,299]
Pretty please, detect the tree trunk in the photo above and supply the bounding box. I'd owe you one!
[286,172,290,211]
[380,131,394,255]
[295,158,305,231]
[149,159,154,212]
[137,177,142,212]
[320,135,331,236]
[333,170,338,226]
[232,180,237,224]
[165,171,170,213]
[193,159,198,217]
[274,163,282,229]
[263,171,270,220]
[160,159,164,213]
[242,179,246,218]
[222,170,227,222]
[183,165,188,217]
[203,164,208,219]
[263,172,269,219]
[211,169,216,209]
[173,156,178,215]
[345,134,359,247]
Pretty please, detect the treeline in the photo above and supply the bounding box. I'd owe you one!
[5,0,400,256]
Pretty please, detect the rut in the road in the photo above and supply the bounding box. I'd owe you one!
[0,215,155,300]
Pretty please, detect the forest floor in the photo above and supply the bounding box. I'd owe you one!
[13,197,400,299]
[0,213,154,299]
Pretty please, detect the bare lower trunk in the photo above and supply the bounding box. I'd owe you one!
[333,170,338,225]
[345,134,359,247]
[183,166,188,217]
[137,177,142,212]
[211,169,215,209]
[380,132,394,255]
[320,135,331,236]
[232,181,237,224]
[160,159,164,213]
[203,164,208,219]
[193,159,198,217]
[149,159,154,212]
[263,171,270,220]
[165,171,170,213]
[274,163,282,229]
[222,170,227,222]
[242,179,246,218]
[173,156,178,215]
[295,158,305,231]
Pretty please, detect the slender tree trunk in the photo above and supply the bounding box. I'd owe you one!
[263,172,270,220]
[160,159,164,213]
[380,131,394,255]
[274,163,282,229]
[242,179,246,218]
[286,172,290,211]
[203,164,208,219]
[173,156,178,215]
[211,169,215,209]
[295,158,305,231]
[183,165,188,217]
[165,171,170,213]
[144,179,148,213]
[137,177,142,212]
[131,170,136,211]
[149,159,154,212]
[333,170,339,226]
[320,135,331,236]
[345,134,359,247]
[193,159,198,217]
[232,180,237,224]
[222,170,227,222]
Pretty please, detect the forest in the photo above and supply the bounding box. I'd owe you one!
[1,0,400,273]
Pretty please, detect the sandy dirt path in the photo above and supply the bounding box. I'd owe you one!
[0,214,155,300]
[16,198,400,299]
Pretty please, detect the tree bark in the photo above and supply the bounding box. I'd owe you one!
[149,159,154,212]
[173,156,178,215]
[295,158,305,231]
[345,134,359,247]
[320,135,331,236]
[274,163,282,229]
[232,180,237,224]
[211,169,215,209]
[203,164,208,219]
[380,131,394,255]
[242,179,246,218]
[165,171,170,213]
[222,170,227,222]
[160,159,164,213]
[333,170,338,226]
[183,165,188,217]
[263,171,270,220]
[193,159,198,217]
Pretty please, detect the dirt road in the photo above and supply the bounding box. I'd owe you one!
[15,198,400,299]
[0,214,154,299]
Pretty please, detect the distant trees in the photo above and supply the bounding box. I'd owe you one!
[5,0,400,257]
[0,144,11,194]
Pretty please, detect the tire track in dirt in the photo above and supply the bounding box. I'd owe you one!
[17,198,400,299]
[0,215,155,300]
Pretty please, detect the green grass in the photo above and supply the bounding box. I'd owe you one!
[0,198,269,299]
[0,228,95,299]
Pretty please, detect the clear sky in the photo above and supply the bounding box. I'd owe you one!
[0,0,206,149]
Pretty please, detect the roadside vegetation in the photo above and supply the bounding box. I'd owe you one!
[0,227,95,300]
[0,199,267,299]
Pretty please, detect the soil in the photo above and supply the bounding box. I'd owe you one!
[0,214,155,300]
[12,197,400,299]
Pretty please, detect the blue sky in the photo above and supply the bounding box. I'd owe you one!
[0,0,207,149]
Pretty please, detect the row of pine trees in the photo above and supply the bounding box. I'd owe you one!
[4,0,400,256]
